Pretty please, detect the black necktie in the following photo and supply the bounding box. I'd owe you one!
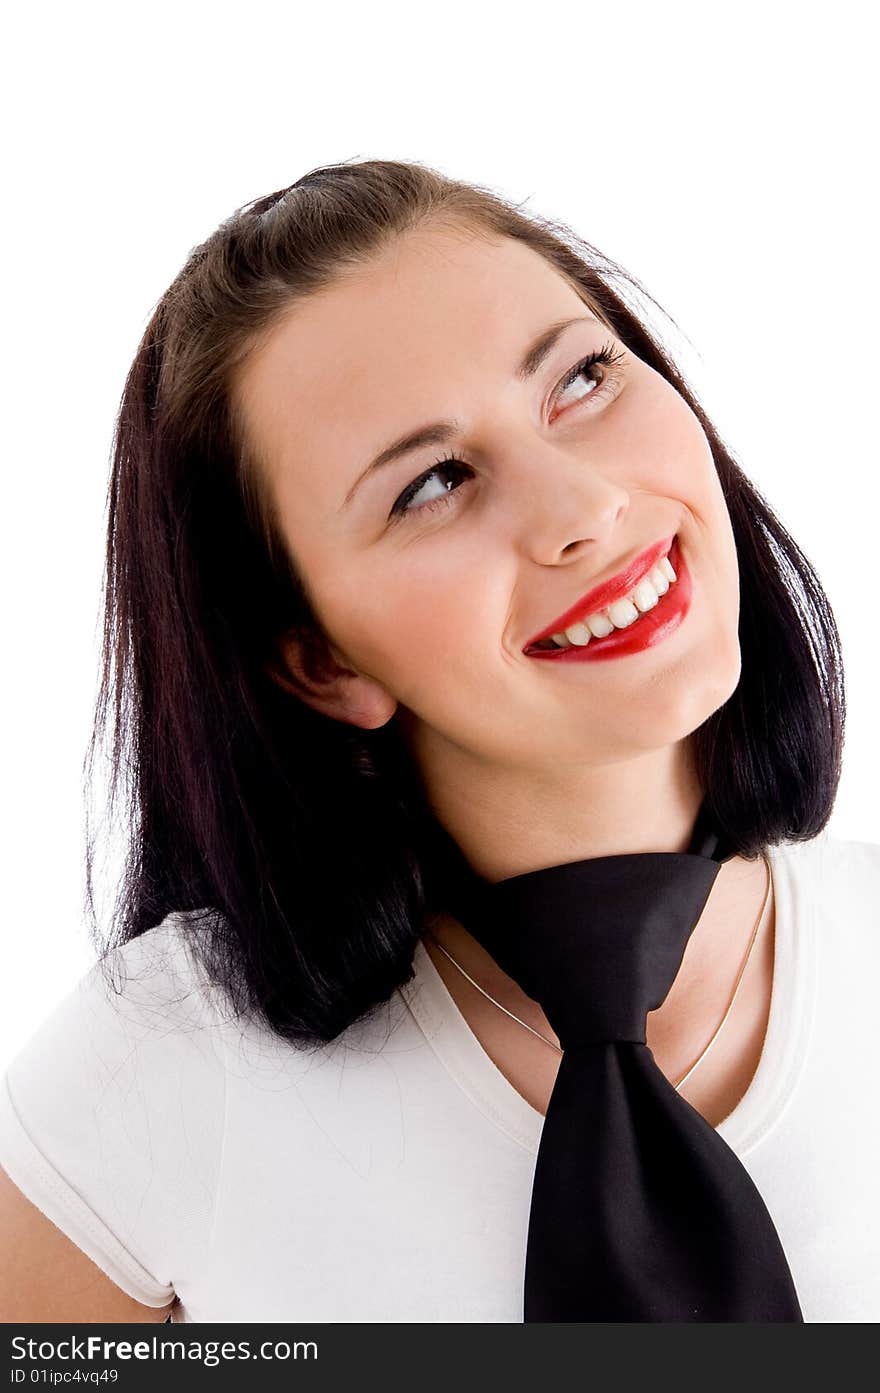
[428,802,803,1322]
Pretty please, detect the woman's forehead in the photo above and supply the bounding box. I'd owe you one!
[240,228,589,400]
[233,228,591,503]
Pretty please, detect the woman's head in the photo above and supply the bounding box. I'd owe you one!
[232,216,744,822]
[87,158,844,1042]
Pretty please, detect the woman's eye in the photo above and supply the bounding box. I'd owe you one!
[387,341,626,525]
[555,342,627,413]
[388,455,473,525]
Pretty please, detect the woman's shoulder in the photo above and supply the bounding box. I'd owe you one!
[1,908,231,1144]
[771,824,880,878]
[0,910,229,1308]
[4,905,418,1112]
[94,909,231,1033]
[770,825,880,932]
[3,911,221,1086]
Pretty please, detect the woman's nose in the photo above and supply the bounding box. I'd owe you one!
[506,445,631,563]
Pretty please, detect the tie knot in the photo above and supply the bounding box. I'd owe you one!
[444,851,724,1050]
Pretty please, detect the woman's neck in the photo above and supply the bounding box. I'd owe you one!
[421,852,775,1128]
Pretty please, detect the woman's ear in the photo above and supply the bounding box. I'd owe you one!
[266,629,398,731]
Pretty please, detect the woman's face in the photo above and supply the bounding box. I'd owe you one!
[233,221,741,777]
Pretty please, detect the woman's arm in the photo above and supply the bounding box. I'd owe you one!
[0,1165,178,1323]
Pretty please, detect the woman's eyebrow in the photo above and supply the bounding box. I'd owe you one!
[339,314,602,511]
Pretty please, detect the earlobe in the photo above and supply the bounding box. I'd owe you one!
[267,631,398,731]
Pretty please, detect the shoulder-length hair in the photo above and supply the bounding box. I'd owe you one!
[84,157,845,1045]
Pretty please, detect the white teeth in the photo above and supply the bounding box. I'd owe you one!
[544,547,680,649]
[585,612,614,639]
[647,563,669,595]
[562,621,592,647]
[606,597,640,628]
[631,577,660,613]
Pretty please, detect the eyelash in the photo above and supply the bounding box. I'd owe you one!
[388,342,628,524]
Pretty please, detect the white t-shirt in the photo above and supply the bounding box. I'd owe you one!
[2,828,878,1323]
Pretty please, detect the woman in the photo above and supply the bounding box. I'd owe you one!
[1,158,876,1323]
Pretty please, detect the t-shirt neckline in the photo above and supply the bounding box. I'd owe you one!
[396,839,818,1159]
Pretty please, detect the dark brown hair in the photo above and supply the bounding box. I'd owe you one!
[84,157,845,1044]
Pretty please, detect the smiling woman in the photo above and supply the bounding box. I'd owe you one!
[1,157,877,1325]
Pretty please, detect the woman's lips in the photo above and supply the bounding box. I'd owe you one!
[523,534,691,662]
[523,532,677,650]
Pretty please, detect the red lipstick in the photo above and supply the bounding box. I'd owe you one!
[524,534,691,663]
[523,533,676,651]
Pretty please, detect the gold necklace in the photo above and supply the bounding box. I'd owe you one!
[425,853,772,1093]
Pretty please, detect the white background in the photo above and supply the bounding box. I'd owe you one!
[2,0,876,1070]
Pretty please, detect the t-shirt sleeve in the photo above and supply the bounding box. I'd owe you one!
[0,914,227,1308]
